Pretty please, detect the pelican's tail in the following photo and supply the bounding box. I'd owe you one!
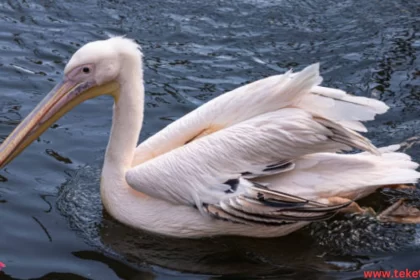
[259,145,420,201]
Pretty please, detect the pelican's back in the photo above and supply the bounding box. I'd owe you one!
[133,63,387,165]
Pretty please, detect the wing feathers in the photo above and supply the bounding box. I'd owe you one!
[315,117,379,154]
[127,108,382,208]
[311,86,389,115]
[204,183,350,225]
[242,160,295,179]
[297,85,389,132]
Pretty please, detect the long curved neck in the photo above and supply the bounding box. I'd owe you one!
[104,63,144,173]
[100,59,146,214]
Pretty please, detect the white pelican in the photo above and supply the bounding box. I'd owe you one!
[0,37,419,238]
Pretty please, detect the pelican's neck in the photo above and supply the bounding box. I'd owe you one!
[100,57,147,217]
[104,64,144,173]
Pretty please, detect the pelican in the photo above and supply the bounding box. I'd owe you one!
[0,37,419,238]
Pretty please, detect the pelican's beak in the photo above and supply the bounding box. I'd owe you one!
[0,79,119,168]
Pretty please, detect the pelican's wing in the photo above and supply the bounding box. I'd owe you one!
[126,108,375,224]
[133,63,388,165]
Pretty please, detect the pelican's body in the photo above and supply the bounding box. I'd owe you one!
[0,37,419,238]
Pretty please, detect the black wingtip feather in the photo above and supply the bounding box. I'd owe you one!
[224,178,240,193]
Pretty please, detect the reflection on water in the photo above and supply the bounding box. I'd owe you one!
[0,0,419,279]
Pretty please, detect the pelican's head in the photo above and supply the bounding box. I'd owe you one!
[0,37,142,168]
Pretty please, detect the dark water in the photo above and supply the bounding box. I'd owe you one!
[0,0,419,279]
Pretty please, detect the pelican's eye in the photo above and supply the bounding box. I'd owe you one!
[82,67,90,74]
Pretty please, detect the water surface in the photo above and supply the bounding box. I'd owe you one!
[0,0,419,279]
